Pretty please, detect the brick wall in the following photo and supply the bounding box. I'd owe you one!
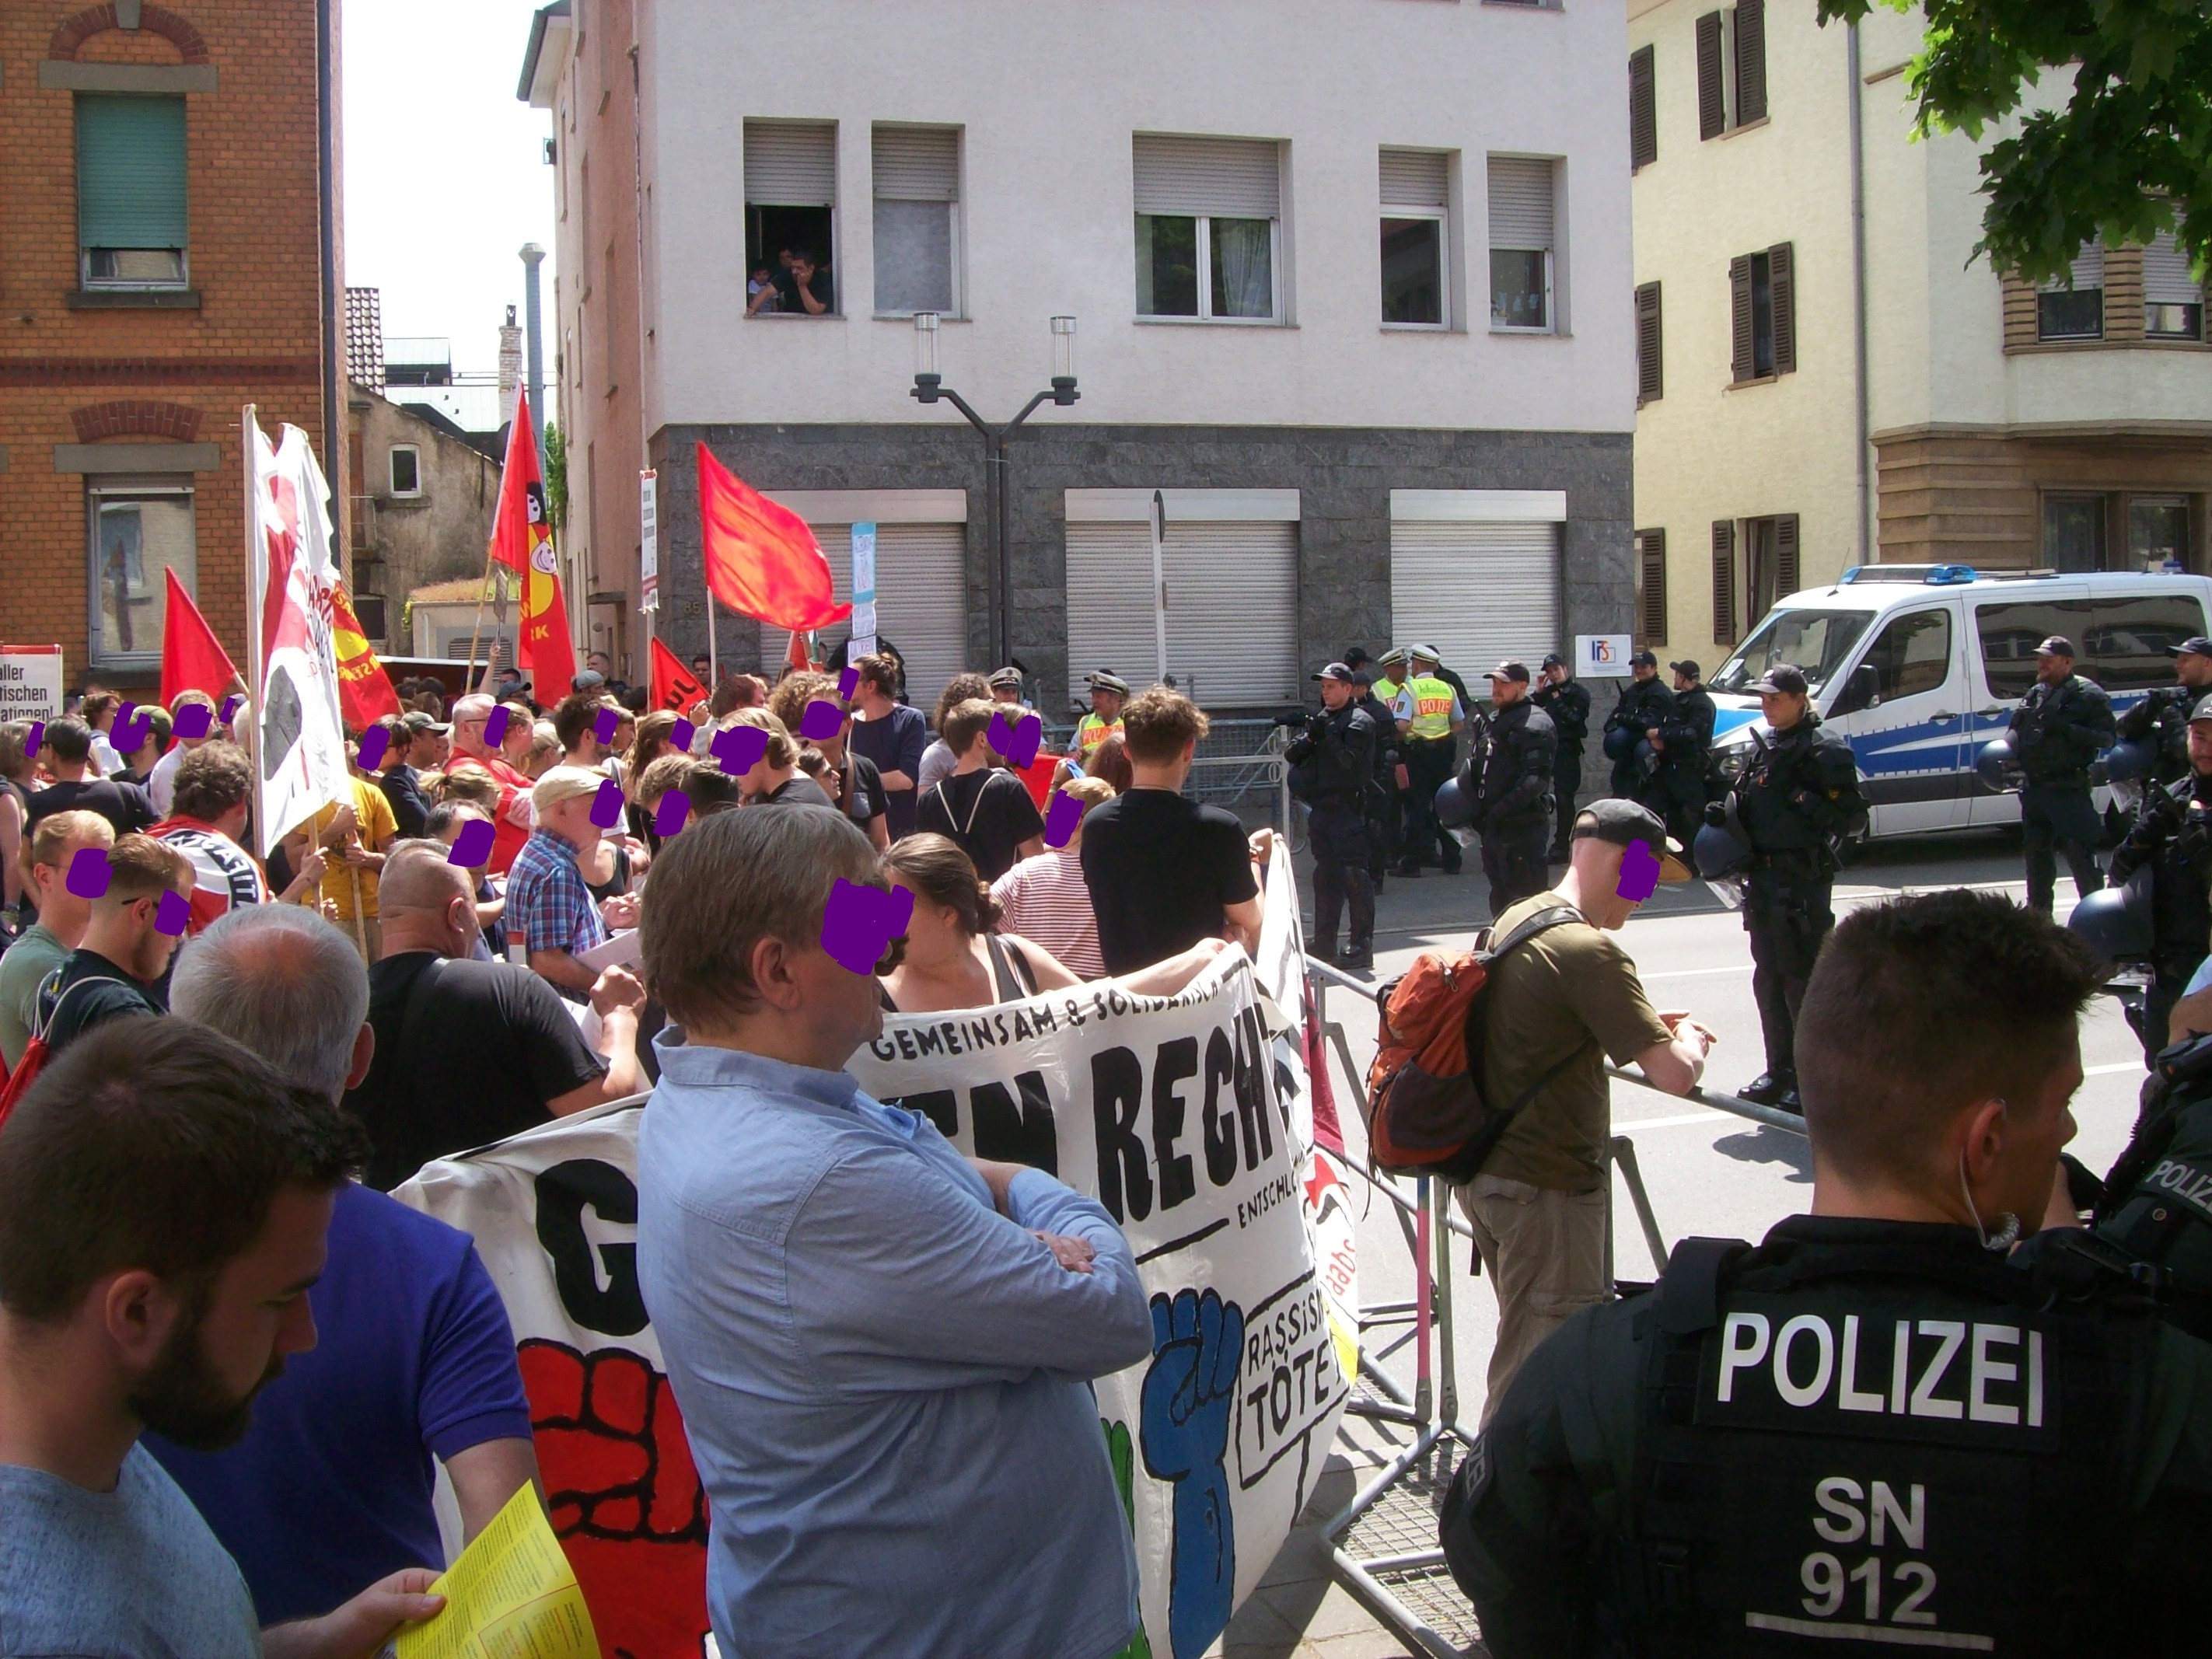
[0,0,333,692]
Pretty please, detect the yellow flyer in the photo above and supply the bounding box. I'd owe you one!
[395,1483,599,1659]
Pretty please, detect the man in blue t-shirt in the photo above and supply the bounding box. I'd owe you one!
[152,905,538,1624]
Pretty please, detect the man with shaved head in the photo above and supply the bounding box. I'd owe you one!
[343,840,642,1189]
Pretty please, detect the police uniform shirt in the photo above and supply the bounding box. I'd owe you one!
[1392,680,1462,734]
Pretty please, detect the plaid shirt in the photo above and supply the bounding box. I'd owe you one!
[505,827,608,997]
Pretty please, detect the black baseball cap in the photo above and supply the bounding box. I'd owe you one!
[1571,798,1693,882]
[2035,635,2076,658]
[1749,664,1810,697]
[1343,646,1374,668]
[399,711,450,736]
[1669,659,1702,680]
[1312,662,1358,684]
[2175,637,2212,660]
[1539,652,1565,671]
[1483,660,1532,684]
[1629,649,1659,668]
[2191,693,2212,725]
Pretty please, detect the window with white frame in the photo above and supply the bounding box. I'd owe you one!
[2144,231,2205,341]
[388,445,421,497]
[1488,155,1557,332]
[873,124,961,316]
[1380,148,1449,327]
[1133,134,1282,323]
[89,477,197,666]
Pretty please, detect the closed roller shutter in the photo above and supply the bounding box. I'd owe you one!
[1389,520,1560,676]
[2144,231,2202,306]
[1487,156,1554,251]
[1379,148,1448,209]
[77,95,187,251]
[1132,134,1281,218]
[872,125,959,201]
[1065,520,1300,707]
[806,522,969,703]
[745,120,837,206]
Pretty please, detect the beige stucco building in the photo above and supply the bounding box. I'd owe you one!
[1629,0,2212,658]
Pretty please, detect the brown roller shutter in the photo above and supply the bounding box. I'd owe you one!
[1775,512,1800,595]
[1711,520,1737,645]
[1734,0,1768,124]
[1697,12,1726,140]
[1630,46,1658,170]
[1638,529,1669,646]
[1769,241,1796,374]
[1730,254,1756,382]
[1636,281,1664,404]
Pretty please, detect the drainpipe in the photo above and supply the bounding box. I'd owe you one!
[1847,21,1873,564]
[520,244,547,453]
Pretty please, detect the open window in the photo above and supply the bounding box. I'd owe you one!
[1379,148,1449,328]
[744,120,837,316]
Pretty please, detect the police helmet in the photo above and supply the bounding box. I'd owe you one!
[1693,819,1752,881]
[2066,866,2155,965]
[1974,735,2022,794]
[1434,774,1474,830]
[1602,725,1640,764]
[2102,739,2157,784]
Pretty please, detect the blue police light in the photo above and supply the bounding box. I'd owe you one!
[1926,564,1980,585]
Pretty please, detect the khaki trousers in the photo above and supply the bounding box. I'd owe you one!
[1458,1174,1608,1426]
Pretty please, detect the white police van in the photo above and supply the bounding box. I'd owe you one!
[1705,566,2212,843]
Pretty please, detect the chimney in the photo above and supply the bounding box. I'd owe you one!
[498,305,523,417]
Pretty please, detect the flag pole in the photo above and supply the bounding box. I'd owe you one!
[464,386,528,697]
[241,407,268,856]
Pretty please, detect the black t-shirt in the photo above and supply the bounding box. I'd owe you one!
[26,777,157,839]
[760,774,837,811]
[380,765,433,839]
[830,753,887,833]
[1080,788,1257,975]
[42,948,164,1055]
[346,952,607,1191]
[917,767,1047,882]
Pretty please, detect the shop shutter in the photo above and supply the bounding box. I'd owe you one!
[1487,157,1554,252]
[1711,520,1738,646]
[1696,12,1727,140]
[1730,254,1756,381]
[805,522,969,704]
[1379,148,1448,209]
[1132,135,1281,218]
[1065,519,1300,708]
[872,126,959,201]
[1637,529,1669,646]
[744,120,837,206]
[1636,281,1664,404]
[2142,231,2201,306]
[76,95,187,250]
[1769,241,1796,374]
[1774,513,1801,595]
[1389,520,1560,679]
[1629,46,1658,170]
[1734,0,1768,124]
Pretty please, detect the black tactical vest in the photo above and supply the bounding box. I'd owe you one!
[2098,1033,2212,1341]
[1620,1232,2150,1657]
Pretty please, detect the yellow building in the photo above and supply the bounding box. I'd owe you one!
[1629,0,2212,655]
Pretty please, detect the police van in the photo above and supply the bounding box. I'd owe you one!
[1706,567,2212,843]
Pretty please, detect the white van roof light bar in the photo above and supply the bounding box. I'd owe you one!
[1839,564,2063,586]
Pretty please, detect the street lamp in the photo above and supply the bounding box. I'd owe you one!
[911,313,1080,668]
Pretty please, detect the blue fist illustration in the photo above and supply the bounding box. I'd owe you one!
[1141,1287,1245,1659]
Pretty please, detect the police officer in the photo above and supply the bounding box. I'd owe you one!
[1460,660,1557,916]
[2094,1027,2212,1343]
[2106,691,2212,1059]
[1072,671,1128,763]
[1369,648,1413,883]
[2113,635,2212,791]
[1603,648,1675,799]
[1285,662,1378,969]
[1531,652,1591,861]
[1725,664,1867,1112]
[2008,634,2114,917]
[1351,665,1402,894]
[1393,644,1466,878]
[1643,658,1718,850]
[1441,889,2212,1657]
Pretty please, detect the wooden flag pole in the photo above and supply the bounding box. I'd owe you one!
[460,554,500,697]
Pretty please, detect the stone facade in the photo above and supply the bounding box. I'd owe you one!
[344,383,503,648]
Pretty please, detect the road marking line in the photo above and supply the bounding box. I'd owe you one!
[1637,965,1754,980]
[1615,1111,1732,1131]
[2084,1060,2144,1077]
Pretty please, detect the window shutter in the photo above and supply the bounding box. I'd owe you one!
[1132,135,1281,218]
[743,120,837,206]
[2143,232,2200,306]
[1696,12,1727,140]
[1636,281,1664,404]
[872,125,959,201]
[1711,520,1737,646]
[1734,0,1768,124]
[2039,243,2105,295]
[1487,156,1555,250]
[75,94,187,250]
[1638,529,1669,645]
[1774,513,1800,595]
[1629,47,1658,171]
[1730,254,1756,382]
[1769,241,1796,374]
[1379,148,1449,210]
[2001,274,2039,351]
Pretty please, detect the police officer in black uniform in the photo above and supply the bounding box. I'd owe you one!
[1285,662,1378,970]
[2093,1026,2212,1344]
[1532,651,1592,861]
[2106,691,2212,1060]
[1441,889,2212,1657]
[1725,664,1868,1112]
[1351,663,1402,895]
[1644,658,1718,851]
[2112,634,2212,791]
[1460,660,1557,917]
[2008,634,2114,917]
[1604,648,1675,800]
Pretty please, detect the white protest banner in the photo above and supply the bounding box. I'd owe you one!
[638,470,659,613]
[0,644,63,724]
[848,520,877,661]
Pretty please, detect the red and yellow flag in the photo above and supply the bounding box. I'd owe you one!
[489,391,576,700]
[330,578,400,730]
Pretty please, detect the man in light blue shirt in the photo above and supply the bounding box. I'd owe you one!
[636,808,1153,1659]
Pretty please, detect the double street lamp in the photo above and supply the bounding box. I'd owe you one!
[911,313,1078,670]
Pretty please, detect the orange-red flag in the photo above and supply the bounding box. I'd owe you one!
[330,578,401,729]
[159,566,241,710]
[489,392,576,700]
[696,444,851,632]
[650,637,708,714]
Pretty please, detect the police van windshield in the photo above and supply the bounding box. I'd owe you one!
[1710,609,1871,695]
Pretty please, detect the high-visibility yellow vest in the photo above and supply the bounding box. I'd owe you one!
[1372,676,1402,705]
[1403,674,1456,741]
[1075,713,1123,756]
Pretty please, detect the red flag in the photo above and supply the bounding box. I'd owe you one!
[650,637,708,715]
[785,630,813,677]
[159,567,240,710]
[330,578,401,729]
[489,393,576,700]
[696,444,851,632]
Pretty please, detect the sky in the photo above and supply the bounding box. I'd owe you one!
[344,0,559,378]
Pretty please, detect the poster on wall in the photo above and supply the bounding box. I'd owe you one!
[0,644,63,724]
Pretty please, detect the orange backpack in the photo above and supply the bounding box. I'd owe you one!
[1362,906,1587,1180]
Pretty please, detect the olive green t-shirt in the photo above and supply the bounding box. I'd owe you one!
[1480,890,1673,1193]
